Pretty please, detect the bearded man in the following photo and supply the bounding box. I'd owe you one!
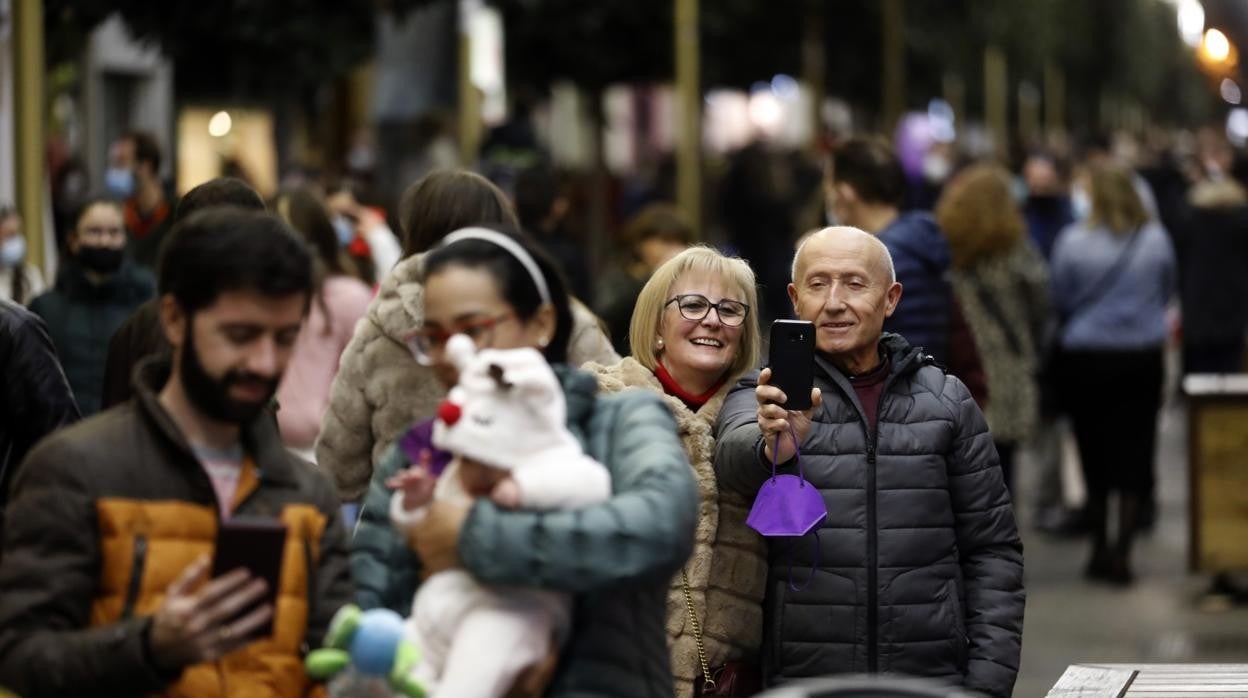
[0,208,352,697]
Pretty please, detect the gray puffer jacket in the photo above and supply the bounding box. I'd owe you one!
[714,334,1024,698]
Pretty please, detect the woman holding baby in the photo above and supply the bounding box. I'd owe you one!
[350,225,698,697]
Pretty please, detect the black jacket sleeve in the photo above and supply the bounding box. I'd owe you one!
[101,299,166,410]
[100,313,138,410]
[0,304,80,517]
[713,371,781,498]
[947,297,990,409]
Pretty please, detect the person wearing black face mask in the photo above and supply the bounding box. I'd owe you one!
[1022,153,1075,261]
[29,199,154,415]
[1018,153,1090,539]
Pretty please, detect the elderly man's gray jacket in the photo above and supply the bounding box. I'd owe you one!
[714,333,1024,698]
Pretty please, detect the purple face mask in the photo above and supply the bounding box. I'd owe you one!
[746,426,828,590]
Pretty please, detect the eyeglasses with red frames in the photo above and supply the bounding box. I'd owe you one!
[664,294,750,327]
[404,313,514,365]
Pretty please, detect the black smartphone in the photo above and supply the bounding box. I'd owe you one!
[211,516,288,638]
[768,320,816,411]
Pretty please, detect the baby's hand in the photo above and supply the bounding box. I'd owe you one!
[386,450,436,510]
[490,477,522,509]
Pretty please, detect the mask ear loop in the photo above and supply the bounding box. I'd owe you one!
[771,423,820,592]
[787,534,821,592]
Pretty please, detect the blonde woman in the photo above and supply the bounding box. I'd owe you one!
[586,246,767,697]
[1052,164,1176,585]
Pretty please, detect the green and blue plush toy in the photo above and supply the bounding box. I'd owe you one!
[305,604,426,697]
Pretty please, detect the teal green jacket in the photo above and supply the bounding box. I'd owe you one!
[351,436,424,615]
[350,365,697,696]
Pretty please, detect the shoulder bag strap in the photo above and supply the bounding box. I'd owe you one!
[966,275,1025,356]
[681,569,717,694]
[1063,225,1146,324]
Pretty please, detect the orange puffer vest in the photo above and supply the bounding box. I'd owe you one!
[92,485,328,697]
[0,358,350,698]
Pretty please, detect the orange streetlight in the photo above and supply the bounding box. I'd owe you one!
[1199,27,1239,74]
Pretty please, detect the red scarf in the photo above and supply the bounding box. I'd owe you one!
[654,361,726,411]
[124,198,170,239]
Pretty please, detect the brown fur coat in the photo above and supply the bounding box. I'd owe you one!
[317,254,619,501]
[587,357,767,698]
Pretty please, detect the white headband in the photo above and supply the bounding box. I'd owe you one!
[439,227,553,306]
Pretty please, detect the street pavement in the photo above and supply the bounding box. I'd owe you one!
[1012,401,1248,697]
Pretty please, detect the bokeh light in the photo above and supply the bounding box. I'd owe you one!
[207,110,233,138]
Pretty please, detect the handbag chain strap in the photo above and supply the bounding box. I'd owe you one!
[680,568,716,693]
[684,426,801,694]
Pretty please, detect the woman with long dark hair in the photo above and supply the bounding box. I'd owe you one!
[273,187,373,460]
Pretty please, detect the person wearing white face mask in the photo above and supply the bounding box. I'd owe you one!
[331,213,356,248]
[0,207,46,305]
[1070,182,1093,222]
[326,180,402,283]
[113,132,175,270]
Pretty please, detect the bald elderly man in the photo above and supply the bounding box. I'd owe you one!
[715,227,1023,697]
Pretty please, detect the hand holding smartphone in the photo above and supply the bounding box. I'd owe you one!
[757,320,822,465]
[211,516,288,638]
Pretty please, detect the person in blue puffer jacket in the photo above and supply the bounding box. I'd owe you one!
[825,137,988,404]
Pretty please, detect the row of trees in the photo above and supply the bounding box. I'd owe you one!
[45,0,1222,138]
[500,0,1215,132]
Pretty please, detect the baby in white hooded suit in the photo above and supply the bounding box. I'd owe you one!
[390,334,612,698]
